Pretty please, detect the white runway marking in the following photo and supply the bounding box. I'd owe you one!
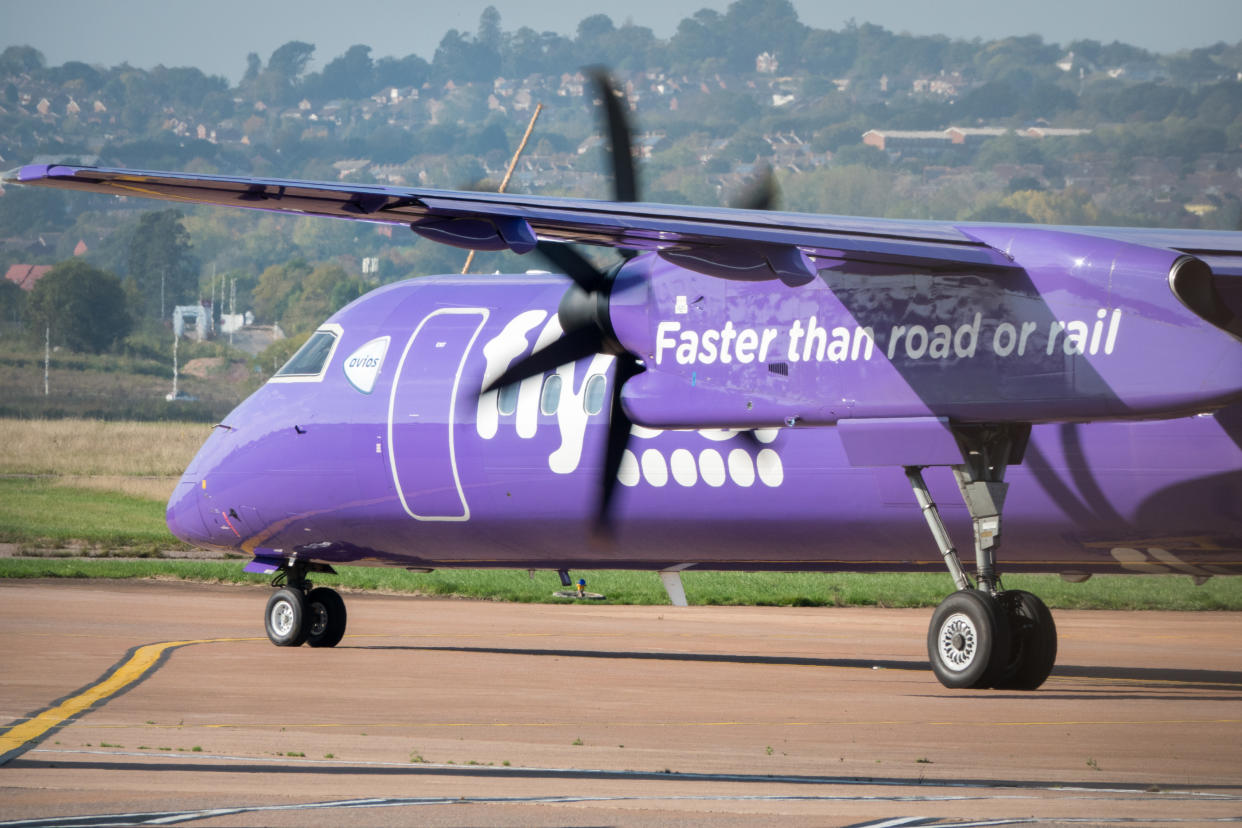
[3,798,1242,828]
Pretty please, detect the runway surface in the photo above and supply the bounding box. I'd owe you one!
[0,579,1239,827]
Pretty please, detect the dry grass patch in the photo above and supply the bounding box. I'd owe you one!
[56,475,182,502]
[0,419,206,477]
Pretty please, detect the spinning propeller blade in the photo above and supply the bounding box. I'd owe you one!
[588,67,638,204]
[483,326,605,393]
[733,165,779,211]
[481,70,659,531]
[484,70,776,528]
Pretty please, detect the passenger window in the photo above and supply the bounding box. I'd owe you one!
[497,383,518,416]
[583,374,606,415]
[274,329,338,379]
[540,375,562,415]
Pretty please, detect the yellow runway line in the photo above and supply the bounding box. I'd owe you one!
[0,637,252,765]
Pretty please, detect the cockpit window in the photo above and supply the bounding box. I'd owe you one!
[272,326,342,382]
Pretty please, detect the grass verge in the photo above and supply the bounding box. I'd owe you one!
[0,477,182,550]
[0,558,1238,610]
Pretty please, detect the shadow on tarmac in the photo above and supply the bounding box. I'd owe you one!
[347,644,1242,694]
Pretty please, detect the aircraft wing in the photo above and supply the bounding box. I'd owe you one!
[8,163,1020,275]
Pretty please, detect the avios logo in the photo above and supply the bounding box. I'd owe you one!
[343,336,390,394]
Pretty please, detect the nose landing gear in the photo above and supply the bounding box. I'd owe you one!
[263,561,347,648]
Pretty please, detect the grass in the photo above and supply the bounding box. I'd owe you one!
[0,418,207,477]
[0,417,200,550]
[0,557,1238,609]
[0,477,184,549]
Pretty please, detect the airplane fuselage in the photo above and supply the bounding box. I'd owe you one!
[167,272,1242,579]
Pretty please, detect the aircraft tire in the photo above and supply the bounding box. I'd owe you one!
[305,586,347,648]
[265,587,310,646]
[927,590,1010,689]
[993,590,1057,690]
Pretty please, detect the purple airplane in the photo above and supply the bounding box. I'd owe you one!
[6,73,1241,691]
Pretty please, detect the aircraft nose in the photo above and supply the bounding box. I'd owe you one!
[166,477,210,545]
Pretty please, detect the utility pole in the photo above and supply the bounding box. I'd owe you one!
[229,277,236,347]
[43,326,49,396]
[210,263,217,333]
[462,102,543,274]
[169,331,179,400]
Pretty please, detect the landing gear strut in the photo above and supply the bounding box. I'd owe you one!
[263,560,347,648]
[908,424,1057,690]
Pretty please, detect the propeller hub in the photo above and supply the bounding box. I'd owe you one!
[558,268,624,355]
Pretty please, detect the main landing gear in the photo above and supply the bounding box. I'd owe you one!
[264,561,347,648]
[907,424,1057,690]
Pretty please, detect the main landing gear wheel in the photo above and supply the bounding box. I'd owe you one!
[994,589,1057,690]
[305,586,347,648]
[927,590,1011,689]
[907,424,1058,690]
[265,587,309,647]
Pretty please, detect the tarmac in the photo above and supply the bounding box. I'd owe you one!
[0,579,1239,826]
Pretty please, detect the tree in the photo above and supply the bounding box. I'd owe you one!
[957,81,1020,120]
[260,40,315,103]
[964,203,1035,223]
[252,259,365,335]
[722,130,771,163]
[780,165,898,217]
[0,279,24,331]
[253,259,313,325]
[26,260,130,353]
[0,186,68,236]
[281,263,365,335]
[242,52,262,84]
[374,54,430,89]
[832,144,889,168]
[477,6,503,53]
[317,44,375,100]
[669,10,724,71]
[576,14,616,44]
[1001,188,1099,225]
[432,29,498,83]
[268,40,315,79]
[0,45,44,76]
[719,0,805,72]
[126,210,199,321]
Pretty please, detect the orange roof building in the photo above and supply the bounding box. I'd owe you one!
[4,264,53,291]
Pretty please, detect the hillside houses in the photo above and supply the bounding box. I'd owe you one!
[863,126,1093,154]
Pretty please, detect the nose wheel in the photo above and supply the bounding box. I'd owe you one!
[265,587,310,647]
[263,563,347,647]
[305,586,347,648]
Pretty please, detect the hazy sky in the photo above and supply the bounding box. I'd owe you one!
[6,0,1241,83]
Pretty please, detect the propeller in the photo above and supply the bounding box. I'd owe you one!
[483,241,642,532]
[481,69,648,532]
[484,70,779,529]
[733,164,779,212]
[589,67,637,204]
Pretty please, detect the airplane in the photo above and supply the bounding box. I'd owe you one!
[5,72,1240,692]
